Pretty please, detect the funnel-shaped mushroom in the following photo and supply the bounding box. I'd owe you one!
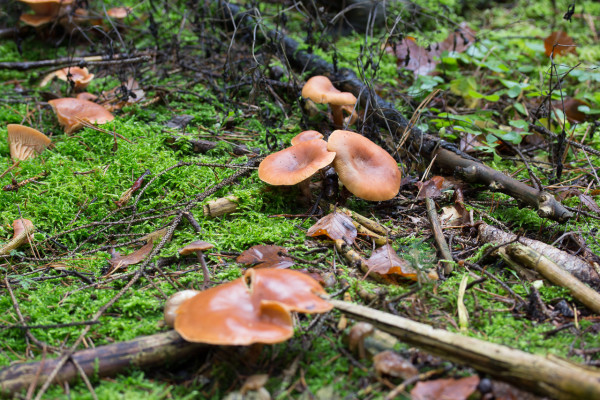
[55,67,94,90]
[48,98,114,134]
[173,268,332,345]
[7,124,51,161]
[302,76,357,127]
[327,130,401,201]
[18,0,73,27]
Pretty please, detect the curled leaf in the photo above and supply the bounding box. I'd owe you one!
[307,212,357,245]
[109,240,154,269]
[365,244,419,282]
[236,245,294,269]
[544,31,576,57]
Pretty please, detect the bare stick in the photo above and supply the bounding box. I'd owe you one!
[331,299,600,400]
[505,243,600,314]
[425,198,453,274]
[0,54,152,71]
[0,331,204,397]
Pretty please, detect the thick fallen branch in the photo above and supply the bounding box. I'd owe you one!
[478,223,600,290]
[331,299,600,400]
[218,1,572,223]
[0,331,204,397]
[504,243,600,314]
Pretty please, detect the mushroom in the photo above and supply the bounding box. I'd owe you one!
[0,219,35,256]
[258,139,336,201]
[48,98,114,134]
[18,0,74,27]
[301,76,358,127]
[173,268,332,345]
[7,124,51,161]
[290,130,324,146]
[163,289,200,328]
[55,67,94,91]
[327,130,401,201]
[106,7,132,19]
[179,240,215,289]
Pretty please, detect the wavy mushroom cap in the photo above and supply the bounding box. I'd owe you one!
[258,139,336,186]
[174,277,294,345]
[19,0,74,15]
[7,124,51,161]
[48,98,114,134]
[327,130,401,201]
[19,13,55,27]
[301,76,356,106]
[290,130,324,146]
[55,67,94,90]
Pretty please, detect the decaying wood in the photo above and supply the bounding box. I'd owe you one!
[0,331,205,398]
[218,1,572,223]
[203,195,239,217]
[425,198,453,274]
[0,54,152,71]
[505,243,600,314]
[478,223,600,290]
[331,299,600,400]
[330,205,394,237]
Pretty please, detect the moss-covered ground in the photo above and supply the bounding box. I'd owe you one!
[1,0,600,398]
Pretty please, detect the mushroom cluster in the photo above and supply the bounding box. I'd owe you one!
[164,268,332,345]
[258,129,401,202]
[18,0,74,28]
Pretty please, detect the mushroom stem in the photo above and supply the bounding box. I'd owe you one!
[330,105,344,127]
[297,178,313,205]
[196,251,210,289]
[0,220,35,256]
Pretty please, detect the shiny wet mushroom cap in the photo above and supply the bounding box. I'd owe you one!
[327,130,401,201]
[19,0,74,15]
[7,124,51,161]
[290,130,324,146]
[55,67,94,90]
[258,139,335,186]
[48,98,114,134]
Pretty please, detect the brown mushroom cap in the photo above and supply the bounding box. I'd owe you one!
[19,13,55,27]
[106,7,131,19]
[327,130,401,201]
[258,139,336,186]
[55,67,94,90]
[174,277,294,345]
[290,130,324,146]
[76,92,99,101]
[301,76,356,106]
[7,124,51,161]
[19,0,74,16]
[48,98,114,134]
[179,240,215,255]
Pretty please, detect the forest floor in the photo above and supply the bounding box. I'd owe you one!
[1,0,600,399]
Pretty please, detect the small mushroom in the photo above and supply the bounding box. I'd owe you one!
[55,67,94,91]
[7,124,51,161]
[106,7,132,19]
[48,98,114,134]
[327,130,401,201]
[0,219,35,256]
[258,139,335,201]
[179,240,215,289]
[163,289,199,328]
[18,0,74,27]
[301,76,358,127]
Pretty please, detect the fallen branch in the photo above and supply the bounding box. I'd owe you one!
[504,243,600,314]
[0,54,152,71]
[218,1,572,223]
[478,223,600,290]
[0,331,205,398]
[331,299,600,400]
[425,197,453,274]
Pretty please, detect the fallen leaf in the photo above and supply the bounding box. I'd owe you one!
[307,212,357,245]
[411,375,480,400]
[544,31,576,57]
[553,98,589,123]
[236,245,294,269]
[416,176,445,199]
[365,244,419,281]
[109,240,154,268]
[579,194,600,214]
[432,22,477,55]
[372,350,418,379]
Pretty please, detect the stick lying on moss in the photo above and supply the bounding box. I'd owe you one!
[218,1,572,223]
[332,299,600,400]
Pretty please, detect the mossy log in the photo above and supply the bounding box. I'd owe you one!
[0,331,204,398]
[332,299,600,400]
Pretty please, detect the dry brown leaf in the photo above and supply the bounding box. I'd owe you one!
[307,212,357,245]
[372,350,418,379]
[109,240,154,268]
[431,22,477,55]
[579,194,600,214]
[553,98,589,123]
[416,176,445,199]
[236,245,294,269]
[365,244,419,282]
[411,375,480,400]
[544,31,577,57]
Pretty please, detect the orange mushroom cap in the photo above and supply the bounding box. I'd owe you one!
[19,13,56,27]
[327,130,401,201]
[7,124,51,161]
[290,130,324,146]
[19,0,74,16]
[106,7,131,19]
[258,139,335,186]
[301,76,356,106]
[55,67,94,90]
[179,240,215,255]
[48,98,114,134]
